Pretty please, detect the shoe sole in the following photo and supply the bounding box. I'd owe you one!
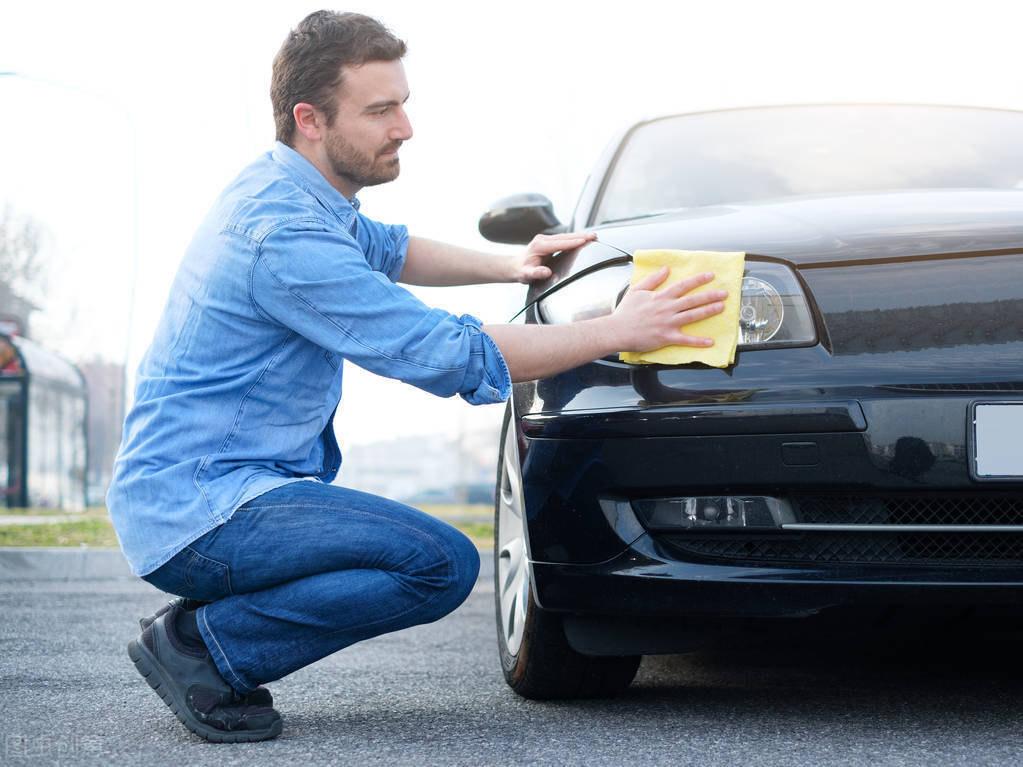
[127,639,283,743]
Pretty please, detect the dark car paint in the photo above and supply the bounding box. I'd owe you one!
[510,182,1023,640]
[553,190,1023,276]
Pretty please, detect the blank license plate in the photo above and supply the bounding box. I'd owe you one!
[973,403,1023,479]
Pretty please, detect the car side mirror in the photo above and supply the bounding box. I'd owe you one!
[478,193,566,244]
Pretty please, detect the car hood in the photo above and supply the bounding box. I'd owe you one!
[581,189,1023,268]
[529,188,1023,366]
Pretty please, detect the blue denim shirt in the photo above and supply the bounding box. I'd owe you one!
[108,142,511,576]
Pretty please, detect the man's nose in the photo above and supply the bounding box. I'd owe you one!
[391,107,413,141]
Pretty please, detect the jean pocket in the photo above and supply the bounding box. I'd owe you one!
[143,546,233,601]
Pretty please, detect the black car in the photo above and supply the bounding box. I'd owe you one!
[479,104,1023,699]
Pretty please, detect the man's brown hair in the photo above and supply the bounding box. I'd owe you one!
[271,11,407,145]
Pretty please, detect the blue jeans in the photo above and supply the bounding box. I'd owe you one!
[141,481,480,693]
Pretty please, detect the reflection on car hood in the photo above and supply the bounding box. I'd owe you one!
[586,189,1023,267]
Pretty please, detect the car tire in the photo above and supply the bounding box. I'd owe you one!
[494,405,641,700]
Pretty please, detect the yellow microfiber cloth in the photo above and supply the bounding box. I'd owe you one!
[619,249,745,368]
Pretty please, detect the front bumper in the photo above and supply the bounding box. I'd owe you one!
[515,388,1023,638]
[533,537,1023,618]
[535,542,1023,655]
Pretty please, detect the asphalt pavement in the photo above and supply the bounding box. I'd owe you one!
[3,549,1023,766]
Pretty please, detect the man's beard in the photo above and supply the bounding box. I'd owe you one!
[326,131,402,189]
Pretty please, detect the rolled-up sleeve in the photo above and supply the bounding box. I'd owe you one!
[249,222,510,404]
[457,315,512,405]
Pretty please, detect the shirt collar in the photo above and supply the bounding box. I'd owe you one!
[271,141,361,221]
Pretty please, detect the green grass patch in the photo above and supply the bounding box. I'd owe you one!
[416,504,493,548]
[451,521,495,549]
[0,506,109,517]
[0,518,119,547]
[0,504,494,550]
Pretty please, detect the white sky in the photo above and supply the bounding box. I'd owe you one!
[2,0,1022,445]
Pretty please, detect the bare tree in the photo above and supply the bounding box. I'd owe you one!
[0,203,46,300]
[0,203,48,338]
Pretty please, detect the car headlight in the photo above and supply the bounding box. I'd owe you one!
[536,260,816,351]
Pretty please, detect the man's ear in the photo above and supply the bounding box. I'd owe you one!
[293,103,323,142]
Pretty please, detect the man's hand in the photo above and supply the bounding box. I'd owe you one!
[484,267,727,382]
[511,232,597,283]
[611,266,727,352]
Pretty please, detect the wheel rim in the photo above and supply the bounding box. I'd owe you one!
[497,419,529,655]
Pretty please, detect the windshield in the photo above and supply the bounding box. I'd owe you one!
[594,105,1023,224]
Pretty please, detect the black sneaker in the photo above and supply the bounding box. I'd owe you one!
[127,604,283,742]
[139,598,274,708]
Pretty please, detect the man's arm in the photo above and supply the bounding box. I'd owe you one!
[399,232,596,286]
[483,267,728,382]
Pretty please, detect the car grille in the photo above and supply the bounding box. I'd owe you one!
[825,298,1023,354]
[795,494,1023,526]
[660,494,1023,568]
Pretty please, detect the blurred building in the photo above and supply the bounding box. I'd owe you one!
[78,360,125,505]
[0,333,87,509]
[337,421,502,504]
